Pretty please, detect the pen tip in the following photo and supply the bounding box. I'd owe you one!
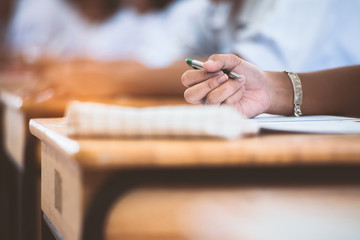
[186,58,193,65]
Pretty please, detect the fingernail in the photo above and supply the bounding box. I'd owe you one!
[211,71,223,77]
[238,74,246,83]
[218,73,228,83]
[210,71,223,77]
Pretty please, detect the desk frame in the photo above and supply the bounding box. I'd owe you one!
[41,165,360,240]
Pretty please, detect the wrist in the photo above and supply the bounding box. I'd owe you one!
[265,71,294,116]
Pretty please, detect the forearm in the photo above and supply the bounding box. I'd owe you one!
[46,60,188,98]
[111,61,187,97]
[266,65,360,117]
[265,71,293,116]
[299,66,360,117]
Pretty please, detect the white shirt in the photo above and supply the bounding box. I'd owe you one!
[7,0,209,68]
[186,0,360,72]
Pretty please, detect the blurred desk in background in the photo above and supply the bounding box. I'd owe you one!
[0,71,48,240]
[0,79,187,240]
[30,117,360,240]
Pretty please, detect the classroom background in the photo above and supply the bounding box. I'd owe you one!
[1,0,360,240]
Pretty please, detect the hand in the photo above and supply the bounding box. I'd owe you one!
[181,54,273,118]
[38,60,144,98]
[40,61,116,97]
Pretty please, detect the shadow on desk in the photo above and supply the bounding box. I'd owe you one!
[83,167,360,240]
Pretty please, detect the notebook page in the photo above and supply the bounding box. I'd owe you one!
[254,114,360,134]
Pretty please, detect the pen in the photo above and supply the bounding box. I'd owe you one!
[186,58,242,80]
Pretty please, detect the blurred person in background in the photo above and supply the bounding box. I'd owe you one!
[179,0,360,119]
[5,0,360,99]
[185,0,360,72]
[7,0,206,67]
[4,0,208,98]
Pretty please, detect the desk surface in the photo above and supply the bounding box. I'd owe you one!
[30,118,360,170]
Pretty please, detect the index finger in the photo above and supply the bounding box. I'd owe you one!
[181,69,222,88]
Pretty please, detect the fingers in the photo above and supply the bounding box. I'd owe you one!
[205,78,245,105]
[181,54,244,88]
[182,54,247,107]
[184,75,245,105]
[181,69,222,87]
[184,73,229,104]
[221,85,246,105]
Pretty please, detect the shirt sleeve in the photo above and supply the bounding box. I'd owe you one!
[7,0,61,60]
[232,0,360,72]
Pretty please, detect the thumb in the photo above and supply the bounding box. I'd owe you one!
[203,54,243,73]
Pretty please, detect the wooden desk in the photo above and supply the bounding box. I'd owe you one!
[1,86,186,240]
[0,72,46,240]
[30,118,360,240]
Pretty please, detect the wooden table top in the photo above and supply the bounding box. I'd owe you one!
[30,118,360,170]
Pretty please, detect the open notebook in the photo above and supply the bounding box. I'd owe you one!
[65,102,360,139]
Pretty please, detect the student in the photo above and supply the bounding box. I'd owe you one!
[7,0,360,99]
[183,0,360,72]
[181,54,360,118]
[7,0,207,67]
[3,0,208,98]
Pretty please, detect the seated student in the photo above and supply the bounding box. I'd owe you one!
[7,0,360,99]
[184,0,360,72]
[181,54,360,118]
[7,0,207,67]
[4,0,208,98]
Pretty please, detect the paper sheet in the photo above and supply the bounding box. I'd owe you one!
[254,114,360,134]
